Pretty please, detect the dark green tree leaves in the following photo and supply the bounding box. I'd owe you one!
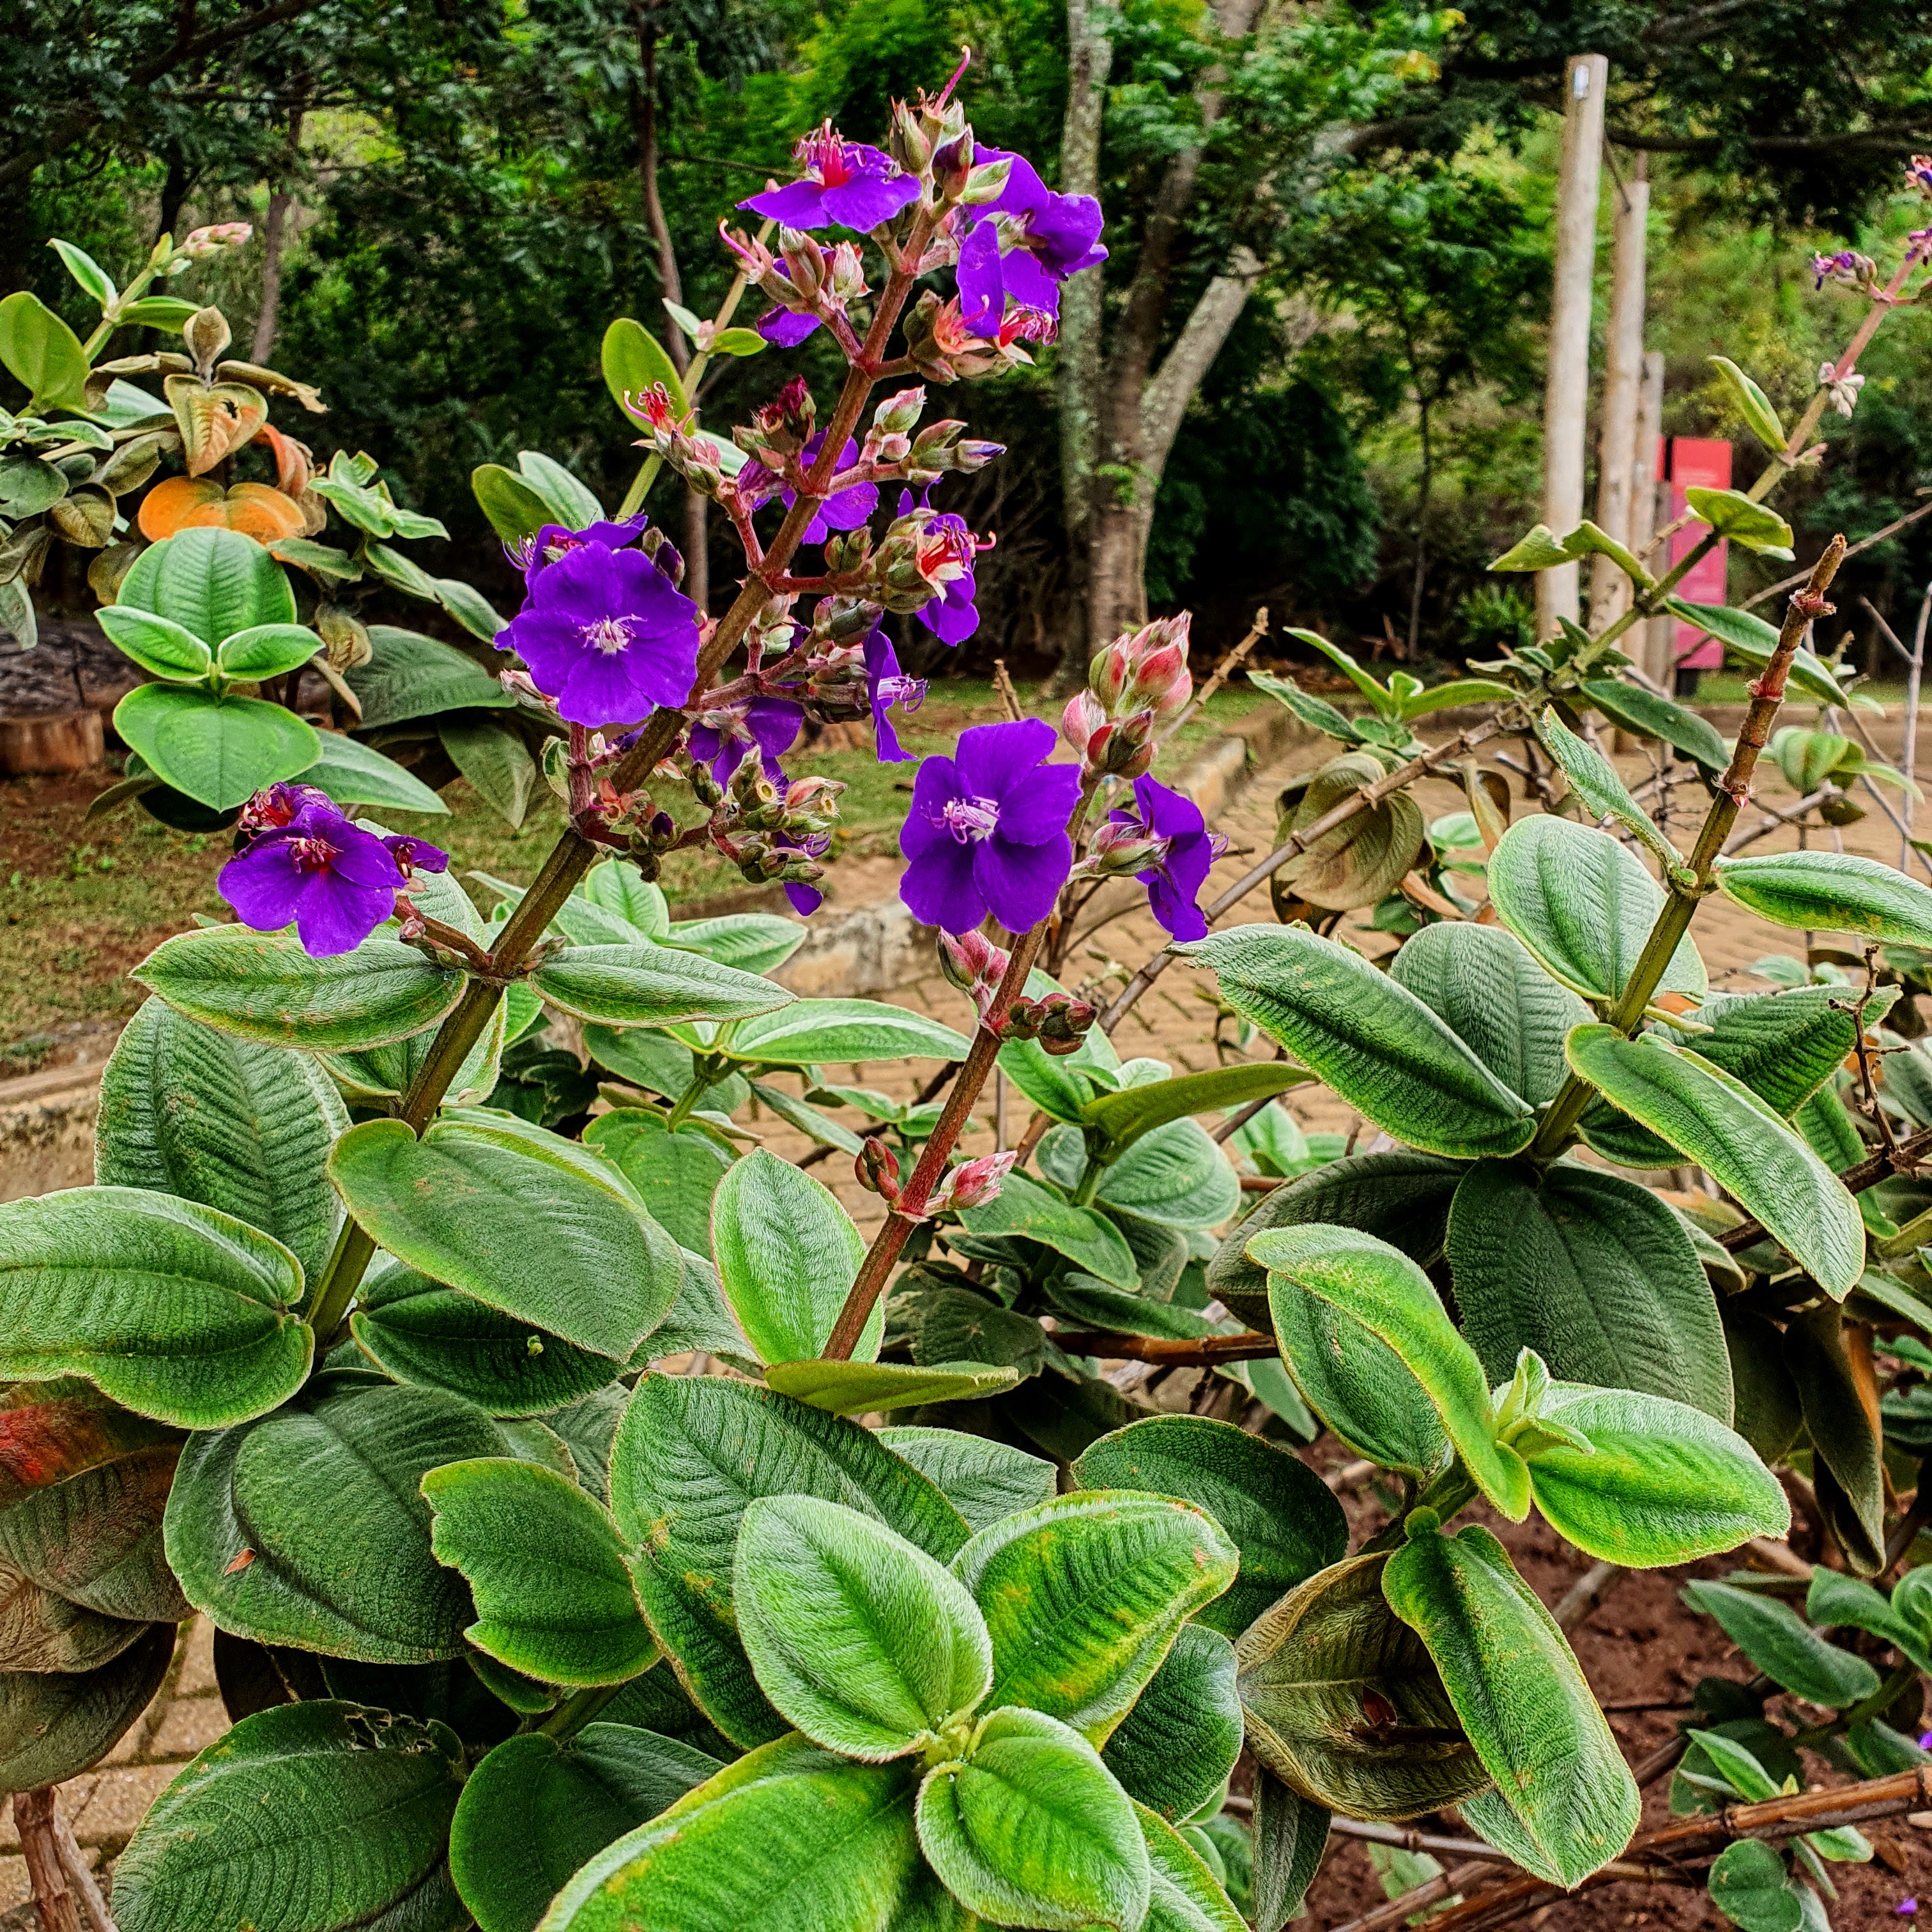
[114,1700,468,1932]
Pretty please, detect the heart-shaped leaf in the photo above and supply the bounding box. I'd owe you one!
[1207,1151,1464,1331]
[1082,1118,1241,1230]
[164,1376,510,1662]
[114,682,320,809]
[0,1187,308,1429]
[1273,753,1427,911]
[164,374,269,475]
[217,620,321,682]
[424,1457,657,1686]
[1487,814,1706,1005]
[734,1494,992,1759]
[1445,1161,1732,1418]
[1073,1415,1347,1639]
[532,944,793,1029]
[1177,926,1536,1160]
[950,1491,1237,1743]
[578,1112,733,1256]
[0,291,89,408]
[1236,1551,1484,1820]
[1515,1384,1788,1565]
[0,1391,187,1623]
[1383,1523,1639,1887]
[450,1725,723,1932]
[958,1169,1140,1289]
[608,1376,969,1749]
[1683,1580,1880,1707]
[112,1701,468,1932]
[328,1113,683,1360]
[1716,850,1932,949]
[917,1705,1151,1932]
[1683,486,1795,557]
[97,998,348,1286]
[1565,1026,1863,1296]
[710,1147,875,1365]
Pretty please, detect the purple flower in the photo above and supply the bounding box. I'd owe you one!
[900,718,1080,934]
[497,538,700,728]
[966,150,1107,318]
[896,491,981,644]
[1109,774,1222,942]
[220,799,447,957]
[688,693,804,785]
[739,122,920,234]
[863,629,926,762]
[777,829,832,916]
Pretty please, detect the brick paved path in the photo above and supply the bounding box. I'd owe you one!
[4,721,1920,1914]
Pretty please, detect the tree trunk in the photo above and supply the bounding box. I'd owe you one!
[251,110,303,365]
[1408,355,1434,657]
[1067,0,1264,678]
[631,10,709,612]
[1053,0,1114,686]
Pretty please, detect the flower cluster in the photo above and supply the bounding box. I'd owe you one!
[218,783,448,956]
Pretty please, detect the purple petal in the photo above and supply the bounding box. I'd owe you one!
[900,836,985,932]
[739,181,828,228]
[785,880,824,916]
[747,694,805,762]
[817,480,878,533]
[998,248,1062,318]
[917,576,979,645]
[1133,774,1205,841]
[820,172,920,233]
[1027,194,1107,275]
[758,307,822,348]
[956,222,1005,339]
[295,875,397,956]
[218,841,305,933]
[990,758,1081,847]
[1142,865,1209,942]
[900,755,967,861]
[320,822,408,890]
[953,718,1059,806]
[977,832,1073,932]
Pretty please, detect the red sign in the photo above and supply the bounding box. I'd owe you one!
[1662,436,1731,668]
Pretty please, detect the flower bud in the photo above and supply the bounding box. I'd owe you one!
[1061,688,1107,756]
[719,221,776,281]
[856,1137,902,1200]
[180,222,254,261]
[937,1150,1017,1211]
[778,227,826,299]
[873,387,927,437]
[887,98,933,175]
[958,157,1013,206]
[1034,993,1098,1055]
[937,928,1009,1019]
[182,305,232,374]
[782,774,846,838]
[1084,709,1157,779]
[932,127,976,199]
[827,241,870,303]
[727,744,779,813]
[1084,818,1169,877]
[952,439,1006,473]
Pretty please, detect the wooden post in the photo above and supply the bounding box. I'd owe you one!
[1630,349,1669,686]
[1590,151,1648,628]
[1537,53,1609,640]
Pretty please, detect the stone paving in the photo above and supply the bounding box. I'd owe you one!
[4,714,1926,1914]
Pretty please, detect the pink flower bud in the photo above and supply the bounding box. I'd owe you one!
[856,1137,901,1200]
[181,221,253,259]
[1085,819,1170,877]
[828,241,870,303]
[937,928,1009,1021]
[1061,689,1107,755]
[1085,709,1157,780]
[873,387,926,437]
[779,227,827,298]
[939,1151,1016,1211]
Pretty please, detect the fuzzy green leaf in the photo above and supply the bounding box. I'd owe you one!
[1715,850,1932,949]
[531,944,793,1029]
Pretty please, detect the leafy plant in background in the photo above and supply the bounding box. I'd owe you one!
[10,89,1932,1932]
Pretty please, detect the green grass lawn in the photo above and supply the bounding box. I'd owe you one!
[0,678,1266,1061]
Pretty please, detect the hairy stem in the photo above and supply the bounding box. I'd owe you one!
[1529,534,1848,1158]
